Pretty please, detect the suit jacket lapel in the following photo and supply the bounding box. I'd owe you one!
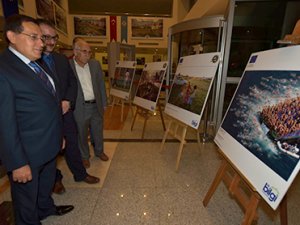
[4,50,59,101]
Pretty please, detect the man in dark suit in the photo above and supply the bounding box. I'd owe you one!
[0,15,73,225]
[69,38,108,168]
[37,19,100,194]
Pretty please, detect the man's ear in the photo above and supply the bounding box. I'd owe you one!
[6,31,16,44]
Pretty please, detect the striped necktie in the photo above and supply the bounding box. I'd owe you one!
[43,54,56,74]
[29,61,56,96]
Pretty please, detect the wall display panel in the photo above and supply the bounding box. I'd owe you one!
[74,16,107,37]
[133,62,168,111]
[110,61,136,100]
[54,3,67,35]
[131,18,163,39]
[215,46,300,210]
[35,0,55,24]
[165,53,219,129]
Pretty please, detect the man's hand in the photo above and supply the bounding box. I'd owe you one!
[62,137,66,149]
[62,100,71,114]
[12,165,32,183]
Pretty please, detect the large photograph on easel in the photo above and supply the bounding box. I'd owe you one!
[133,62,168,111]
[214,46,300,210]
[164,53,220,129]
[110,61,136,100]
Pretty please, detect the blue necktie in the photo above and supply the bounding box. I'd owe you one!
[43,54,56,74]
[29,61,56,96]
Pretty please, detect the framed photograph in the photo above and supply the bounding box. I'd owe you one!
[110,61,137,100]
[215,46,300,210]
[35,0,55,24]
[54,4,67,35]
[131,18,163,39]
[74,16,107,37]
[165,53,220,129]
[133,61,168,111]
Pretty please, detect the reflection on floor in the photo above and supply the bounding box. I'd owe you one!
[1,105,300,225]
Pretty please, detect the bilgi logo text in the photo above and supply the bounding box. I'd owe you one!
[262,183,278,202]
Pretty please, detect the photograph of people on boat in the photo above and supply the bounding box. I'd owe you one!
[221,70,300,181]
[111,66,135,91]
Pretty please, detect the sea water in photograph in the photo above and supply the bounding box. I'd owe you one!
[222,70,300,181]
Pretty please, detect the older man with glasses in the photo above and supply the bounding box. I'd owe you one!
[69,38,108,169]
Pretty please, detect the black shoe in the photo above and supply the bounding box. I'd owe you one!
[55,205,74,216]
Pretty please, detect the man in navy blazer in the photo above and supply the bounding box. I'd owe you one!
[0,15,73,225]
[37,19,100,194]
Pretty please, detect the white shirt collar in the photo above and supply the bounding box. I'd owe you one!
[9,46,32,65]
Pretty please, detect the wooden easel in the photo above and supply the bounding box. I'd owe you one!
[160,117,202,171]
[131,101,166,139]
[203,154,288,225]
[109,95,134,122]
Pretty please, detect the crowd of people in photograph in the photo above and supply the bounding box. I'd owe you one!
[261,97,300,138]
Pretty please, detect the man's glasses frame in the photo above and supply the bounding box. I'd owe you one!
[75,48,92,55]
[20,32,46,42]
[42,35,59,42]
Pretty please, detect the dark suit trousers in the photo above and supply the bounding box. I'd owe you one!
[56,111,88,182]
[8,158,56,225]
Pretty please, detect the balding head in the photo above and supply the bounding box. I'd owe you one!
[73,38,92,67]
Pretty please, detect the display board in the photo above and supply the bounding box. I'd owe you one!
[214,46,300,210]
[164,53,220,129]
[110,61,136,100]
[133,61,168,111]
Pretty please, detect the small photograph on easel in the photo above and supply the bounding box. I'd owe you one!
[215,45,300,210]
[167,74,212,115]
[110,61,136,100]
[164,53,220,129]
[133,61,168,111]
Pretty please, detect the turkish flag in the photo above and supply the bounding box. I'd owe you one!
[110,16,117,42]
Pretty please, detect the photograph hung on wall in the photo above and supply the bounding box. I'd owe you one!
[54,3,67,35]
[110,61,137,101]
[133,62,168,111]
[74,16,107,37]
[214,46,300,210]
[35,0,55,25]
[131,18,163,39]
[165,53,220,129]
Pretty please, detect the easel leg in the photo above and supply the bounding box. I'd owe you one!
[142,115,149,139]
[158,103,166,131]
[121,99,124,122]
[203,159,228,206]
[196,131,202,150]
[160,120,172,153]
[109,96,116,118]
[280,195,288,225]
[175,126,187,171]
[131,107,139,131]
[242,192,260,225]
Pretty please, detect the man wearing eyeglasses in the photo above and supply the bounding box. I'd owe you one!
[37,19,100,194]
[70,38,108,169]
[0,15,73,225]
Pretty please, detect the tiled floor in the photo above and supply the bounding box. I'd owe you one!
[1,106,300,225]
